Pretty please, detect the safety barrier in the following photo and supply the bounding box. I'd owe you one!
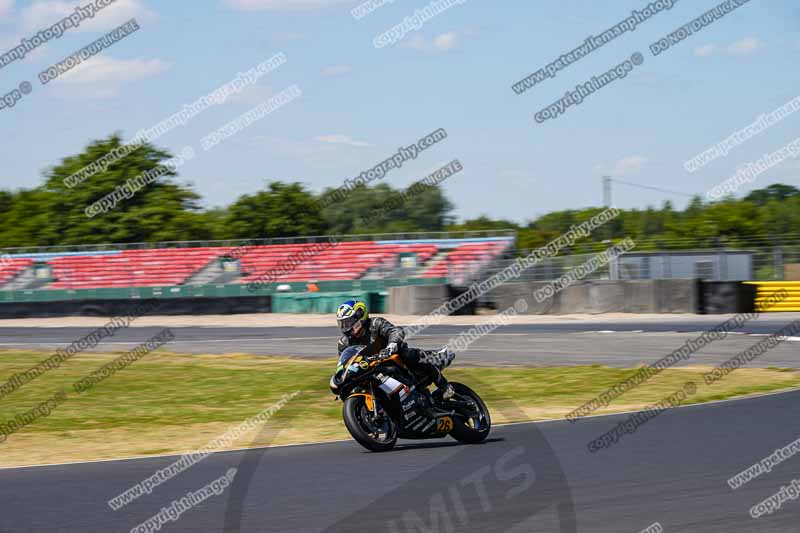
[272,291,385,314]
[488,279,701,315]
[744,281,800,312]
[0,277,445,303]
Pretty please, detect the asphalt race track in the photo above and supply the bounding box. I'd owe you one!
[1,314,799,367]
[2,317,800,531]
[1,390,799,532]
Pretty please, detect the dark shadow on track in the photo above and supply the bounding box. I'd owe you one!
[389,437,505,453]
[221,373,576,533]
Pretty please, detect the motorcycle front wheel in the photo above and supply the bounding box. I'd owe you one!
[448,382,491,444]
[342,395,398,452]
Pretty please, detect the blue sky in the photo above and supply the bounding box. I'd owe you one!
[0,0,798,224]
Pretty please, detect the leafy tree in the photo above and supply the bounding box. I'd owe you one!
[0,189,59,248]
[37,134,211,245]
[1,131,799,255]
[447,216,519,232]
[744,184,800,206]
[321,182,454,234]
[224,182,329,239]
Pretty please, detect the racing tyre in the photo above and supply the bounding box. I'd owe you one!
[448,382,491,444]
[343,395,398,452]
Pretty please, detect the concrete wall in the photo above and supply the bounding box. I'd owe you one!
[489,279,700,315]
[0,296,272,318]
[388,284,449,315]
[1,280,747,318]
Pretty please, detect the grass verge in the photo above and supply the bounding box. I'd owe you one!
[0,349,798,467]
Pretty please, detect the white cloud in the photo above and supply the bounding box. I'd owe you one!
[224,0,352,11]
[21,0,156,33]
[0,32,49,61]
[21,1,72,29]
[321,64,352,76]
[403,36,426,51]
[727,36,763,56]
[694,44,717,57]
[52,55,171,98]
[694,37,764,58]
[0,0,13,21]
[613,155,648,175]
[56,84,121,99]
[59,55,170,84]
[403,31,461,53]
[0,0,155,62]
[246,135,334,159]
[432,32,459,52]
[313,134,371,147]
[246,135,372,163]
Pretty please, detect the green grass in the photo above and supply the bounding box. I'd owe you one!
[0,349,798,467]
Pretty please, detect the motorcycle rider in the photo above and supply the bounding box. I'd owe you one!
[336,299,455,400]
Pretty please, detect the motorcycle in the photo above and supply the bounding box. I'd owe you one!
[329,344,491,452]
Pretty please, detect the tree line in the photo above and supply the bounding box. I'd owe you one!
[0,134,797,252]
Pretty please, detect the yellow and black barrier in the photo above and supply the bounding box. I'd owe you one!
[745,281,800,312]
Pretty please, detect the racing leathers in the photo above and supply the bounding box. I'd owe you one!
[337,316,451,394]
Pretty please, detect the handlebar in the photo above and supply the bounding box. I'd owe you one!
[366,350,400,367]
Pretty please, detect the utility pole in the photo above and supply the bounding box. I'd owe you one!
[602,176,612,207]
[602,176,614,245]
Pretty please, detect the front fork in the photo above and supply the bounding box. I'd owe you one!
[369,382,379,417]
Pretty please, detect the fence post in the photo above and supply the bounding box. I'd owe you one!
[774,246,784,280]
[607,242,619,280]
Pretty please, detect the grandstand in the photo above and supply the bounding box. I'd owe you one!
[0,233,516,292]
[0,257,34,286]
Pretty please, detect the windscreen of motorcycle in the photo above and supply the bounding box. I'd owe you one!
[338,345,366,367]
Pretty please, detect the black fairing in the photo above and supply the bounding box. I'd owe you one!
[331,346,452,439]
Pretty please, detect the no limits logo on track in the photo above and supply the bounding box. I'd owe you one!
[218,375,577,533]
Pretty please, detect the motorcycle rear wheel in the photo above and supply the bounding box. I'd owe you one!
[448,382,491,444]
[343,395,398,452]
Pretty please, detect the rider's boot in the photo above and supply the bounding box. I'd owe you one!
[431,368,455,401]
[441,383,455,400]
[418,346,454,401]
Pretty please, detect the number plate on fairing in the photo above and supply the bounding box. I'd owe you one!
[436,416,453,432]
